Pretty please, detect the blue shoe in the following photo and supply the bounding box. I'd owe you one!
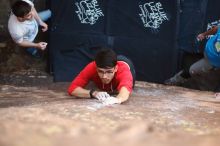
[26,48,41,58]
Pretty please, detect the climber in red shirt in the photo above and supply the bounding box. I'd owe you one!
[68,48,136,104]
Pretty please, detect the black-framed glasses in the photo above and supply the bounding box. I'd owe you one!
[97,68,115,75]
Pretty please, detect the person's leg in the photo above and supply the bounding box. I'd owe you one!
[26,47,41,58]
[38,10,52,22]
[164,52,203,85]
[189,57,213,76]
[117,55,136,87]
[181,52,203,78]
[164,70,187,85]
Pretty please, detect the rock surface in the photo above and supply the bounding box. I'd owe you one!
[0,79,220,146]
[1,41,220,146]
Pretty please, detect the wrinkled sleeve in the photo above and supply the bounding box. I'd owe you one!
[117,66,133,93]
[10,32,24,43]
[68,63,95,95]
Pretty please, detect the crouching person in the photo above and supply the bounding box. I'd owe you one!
[8,0,51,58]
[68,48,136,105]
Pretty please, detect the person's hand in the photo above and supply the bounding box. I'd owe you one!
[37,42,47,50]
[40,22,48,32]
[102,96,121,105]
[94,92,110,101]
[215,41,220,52]
[197,33,205,41]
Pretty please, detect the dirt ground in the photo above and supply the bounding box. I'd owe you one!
[0,43,220,146]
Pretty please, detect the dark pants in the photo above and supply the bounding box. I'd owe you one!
[117,55,136,87]
[179,52,203,78]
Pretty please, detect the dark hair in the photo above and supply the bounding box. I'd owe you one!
[95,48,117,68]
[12,0,32,17]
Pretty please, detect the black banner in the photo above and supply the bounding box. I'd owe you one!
[49,0,179,82]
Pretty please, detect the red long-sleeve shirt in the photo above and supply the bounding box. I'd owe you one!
[68,61,133,95]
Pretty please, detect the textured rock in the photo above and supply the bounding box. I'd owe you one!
[0,82,220,146]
